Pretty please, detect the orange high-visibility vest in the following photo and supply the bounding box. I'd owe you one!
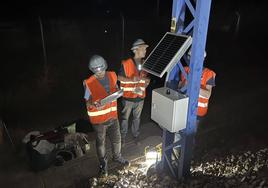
[181,67,216,117]
[84,71,118,124]
[120,58,147,99]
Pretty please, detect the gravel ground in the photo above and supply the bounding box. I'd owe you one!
[88,147,268,188]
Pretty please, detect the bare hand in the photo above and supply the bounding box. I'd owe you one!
[93,101,104,110]
[178,80,187,89]
[134,87,143,95]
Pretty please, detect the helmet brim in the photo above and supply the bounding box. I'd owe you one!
[131,44,149,51]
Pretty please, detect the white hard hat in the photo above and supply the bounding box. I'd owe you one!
[88,55,107,73]
[187,49,207,59]
[131,39,149,51]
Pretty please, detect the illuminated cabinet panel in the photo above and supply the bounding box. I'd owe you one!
[151,87,189,132]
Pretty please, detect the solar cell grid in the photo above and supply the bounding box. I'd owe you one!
[142,32,192,77]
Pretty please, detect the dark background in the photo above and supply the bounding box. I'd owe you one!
[0,0,268,148]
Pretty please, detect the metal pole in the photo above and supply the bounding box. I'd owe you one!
[156,0,160,16]
[120,12,125,60]
[234,11,240,38]
[0,119,15,148]
[161,0,186,178]
[38,16,48,75]
[181,0,212,177]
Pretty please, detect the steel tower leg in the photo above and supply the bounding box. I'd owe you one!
[162,0,212,179]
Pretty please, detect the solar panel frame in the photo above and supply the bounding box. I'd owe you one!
[142,32,192,78]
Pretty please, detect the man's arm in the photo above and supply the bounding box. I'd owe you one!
[179,80,212,98]
[199,85,213,99]
[178,80,187,89]
[142,77,150,88]
[200,75,215,99]
[85,98,94,108]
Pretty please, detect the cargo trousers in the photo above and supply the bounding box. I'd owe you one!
[121,99,144,139]
[92,119,122,164]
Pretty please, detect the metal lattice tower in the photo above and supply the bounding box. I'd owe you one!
[161,0,212,178]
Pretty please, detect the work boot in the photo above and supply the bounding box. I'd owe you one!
[98,159,108,177]
[113,156,130,167]
[99,164,108,177]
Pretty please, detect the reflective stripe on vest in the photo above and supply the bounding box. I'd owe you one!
[120,87,145,92]
[88,104,117,116]
[199,94,209,100]
[120,58,146,99]
[198,102,208,108]
[120,80,146,84]
[121,87,145,92]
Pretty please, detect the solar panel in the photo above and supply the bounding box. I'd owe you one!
[142,32,192,78]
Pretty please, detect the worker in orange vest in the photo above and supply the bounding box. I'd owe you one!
[179,50,216,125]
[83,55,129,177]
[118,39,150,146]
